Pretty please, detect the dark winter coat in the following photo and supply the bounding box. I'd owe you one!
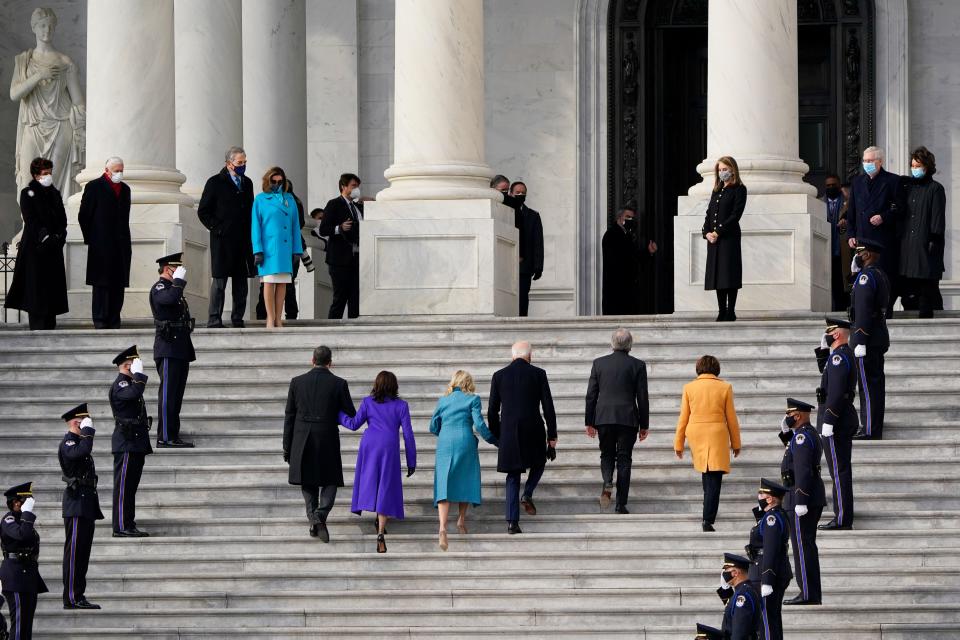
[78,175,132,288]
[197,168,255,279]
[488,358,558,473]
[702,183,746,291]
[899,176,946,281]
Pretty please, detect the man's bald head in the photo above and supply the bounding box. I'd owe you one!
[511,341,532,361]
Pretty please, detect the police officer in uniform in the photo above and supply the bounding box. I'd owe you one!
[110,345,152,537]
[815,317,859,530]
[779,398,825,606]
[748,478,792,640]
[849,241,890,440]
[1,482,48,639]
[150,252,196,448]
[58,404,103,609]
[716,553,761,639]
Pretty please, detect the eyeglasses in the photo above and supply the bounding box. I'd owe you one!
[270,178,284,185]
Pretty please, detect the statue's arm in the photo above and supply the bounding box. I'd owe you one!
[65,60,85,110]
[9,56,47,102]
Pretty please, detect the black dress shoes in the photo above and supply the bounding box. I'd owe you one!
[520,495,537,516]
[614,504,630,514]
[317,522,330,543]
[818,519,853,531]
[112,530,135,538]
[783,595,821,605]
[702,521,715,532]
[157,439,195,448]
[309,523,319,538]
[128,527,150,537]
[232,320,245,328]
[507,521,522,535]
[64,598,101,610]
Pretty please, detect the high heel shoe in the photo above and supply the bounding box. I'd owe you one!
[376,533,386,553]
[438,530,448,551]
[457,521,468,535]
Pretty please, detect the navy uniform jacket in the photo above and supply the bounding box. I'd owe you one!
[150,276,196,361]
[0,510,48,594]
[110,372,154,455]
[748,506,792,589]
[816,344,858,433]
[846,169,902,249]
[781,423,827,510]
[850,265,890,352]
[59,429,105,521]
[719,580,761,640]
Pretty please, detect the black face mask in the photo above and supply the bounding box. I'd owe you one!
[784,415,797,429]
[824,334,836,347]
[758,498,769,511]
[513,194,526,204]
[825,186,841,199]
[854,254,865,269]
[722,570,735,584]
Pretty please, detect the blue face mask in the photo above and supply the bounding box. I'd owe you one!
[270,184,283,194]
[862,162,877,175]
[911,167,926,179]
[233,164,246,177]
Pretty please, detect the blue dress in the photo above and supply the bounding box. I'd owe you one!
[251,191,301,276]
[430,389,498,506]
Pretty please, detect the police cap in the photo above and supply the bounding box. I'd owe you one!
[112,344,139,366]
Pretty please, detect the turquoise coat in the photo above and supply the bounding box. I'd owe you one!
[251,191,301,276]
[430,389,498,506]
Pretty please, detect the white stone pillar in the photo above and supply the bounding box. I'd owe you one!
[675,0,829,313]
[361,0,518,316]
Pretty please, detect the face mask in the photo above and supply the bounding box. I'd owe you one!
[350,187,361,200]
[513,194,526,204]
[784,415,797,429]
[862,162,877,175]
[758,498,768,511]
[854,254,864,269]
[722,571,734,585]
[911,167,926,179]
[825,186,841,199]
[270,184,283,194]
[233,164,246,177]
[38,175,54,187]
[110,171,123,184]
[623,218,636,228]
[718,169,732,182]
[824,333,836,347]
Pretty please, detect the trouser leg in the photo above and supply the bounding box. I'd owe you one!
[918,278,936,318]
[157,358,189,442]
[761,583,786,640]
[614,427,637,507]
[231,276,248,324]
[27,313,52,330]
[347,255,360,318]
[825,435,854,526]
[208,277,227,324]
[285,260,300,319]
[518,273,533,316]
[302,485,320,524]
[857,351,885,439]
[108,286,124,328]
[317,485,338,522]
[701,470,723,524]
[715,290,726,317]
[122,453,145,529]
[523,462,545,498]
[255,282,267,320]
[63,517,95,605]
[91,286,109,328]
[505,472,521,522]
[4,590,37,640]
[328,266,349,319]
[789,504,823,601]
[597,426,617,487]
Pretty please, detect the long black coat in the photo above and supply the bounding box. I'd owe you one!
[4,181,68,316]
[601,226,640,315]
[283,367,356,486]
[197,168,255,278]
[846,169,903,276]
[516,205,544,276]
[899,177,945,281]
[488,359,558,473]
[78,175,132,287]
[702,183,746,291]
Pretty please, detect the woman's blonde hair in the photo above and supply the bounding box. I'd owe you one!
[445,370,475,395]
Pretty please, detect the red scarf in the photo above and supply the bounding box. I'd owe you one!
[104,171,122,198]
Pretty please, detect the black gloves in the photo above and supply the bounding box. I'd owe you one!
[282,450,290,463]
[254,253,264,266]
[533,272,542,281]
[546,445,556,461]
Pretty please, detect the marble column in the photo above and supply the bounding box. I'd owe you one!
[361,0,518,316]
[66,0,204,320]
[675,0,829,312]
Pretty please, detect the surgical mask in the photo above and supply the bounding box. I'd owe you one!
[911,167,926,179]
[824,333,836,348]
[110,171,123,184]
[722,571,734,585]
[862,162,877,175]
[233,164,246,177]
[784,415,797,429]
[513,194,526,205]
[718,169,732,183]
[825,186,841,199]
[350,187,361,200]
[38,175,53,187]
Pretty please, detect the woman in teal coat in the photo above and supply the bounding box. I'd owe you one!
[430,370,498,550]
[251,166,301,328]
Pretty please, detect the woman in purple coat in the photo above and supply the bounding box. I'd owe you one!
[339,371,416,553]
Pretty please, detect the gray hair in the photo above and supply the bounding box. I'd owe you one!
[616,207,635,221]
[31,8,57,30]
[225,146,245,163]
[611,328,633,352]
[490,174,509,189]
[104,156,124,169]
[312,345,332,367]
[863,146,884,161]
[511,340,532,360]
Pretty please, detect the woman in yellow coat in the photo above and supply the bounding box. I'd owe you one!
[673,355,741,532]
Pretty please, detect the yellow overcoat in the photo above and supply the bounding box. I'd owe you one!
[673,374,741,473]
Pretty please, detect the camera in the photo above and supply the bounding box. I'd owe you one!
[301,251,315,273]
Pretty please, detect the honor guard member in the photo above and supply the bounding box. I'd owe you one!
[58,404,103,609]
[1,482,48,640]
[779,398,825,606]
[816,317,859,530]
[110,346,152,537]
[849,241,890,440]
[716,553,761,640]
[694,623,724,639]
[748,478,792,640]
[150,252,196,448]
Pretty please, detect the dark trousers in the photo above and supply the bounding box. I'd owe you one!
[597,425,638,507]
[113,451,146,531]
[856,351,885,439]
[62,516,95,606]
[755,578,787,640]
[302,485,338,524]
[156,358,190,442]
[824,434,854,527]
[208,276,248,326]
[715,288,738,320]
[519,272,533,317]
[504,463,545,523]
[830,253,849,312]
[27,313,56,330]
[701,470,724,524]
[904,277,939,318]
[91,285,124,329]
[788,503,822,602]
[2,590,38,640]
[328,256,359,319]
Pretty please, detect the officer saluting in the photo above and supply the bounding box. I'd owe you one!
[748,478,792,640]
[110,346,152,537]
[779,398,825,606]
[58,404,103,610]
[1,482,48,638]
[816,317,859,531]
[716,553,761,639]
[150,252,196,448]
[849,241,889,440]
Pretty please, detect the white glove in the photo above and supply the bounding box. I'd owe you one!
[21,497,35,513]
[80,417,94,430]
[761,584,774,598]
[131,358,144,376]
[780,415,790,433]
[819,333,830,349]
[822,423,834,438]
[795,504,808,517]
[854,344,866,358]
[850,255,861,274]
[173,266,187,281]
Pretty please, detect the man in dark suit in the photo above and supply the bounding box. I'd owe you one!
[584,328,649,513]
[283,345,356,541]
[197,146,254,328]
[488,341,557,534]
[78,156,131,329]
[602,207,657,315]
[508,182,544,317]
[319,173,363,319]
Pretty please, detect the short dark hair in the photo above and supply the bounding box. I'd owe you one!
[30,157,53,178]
[510,181,527,192]
[313,346,332,367]
[490,174,509,189]
[911,146,937,176]
[339,173,361,190]
[696,355,721,376]
[371,370,399,403]
[824,173,841,183]
[309,208,324,218]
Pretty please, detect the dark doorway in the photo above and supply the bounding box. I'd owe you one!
[607,0,874,314]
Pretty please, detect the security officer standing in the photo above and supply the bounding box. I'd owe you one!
[150,252,196,448]
[748,478,792,640]
[1,482,48,639]
[110,346,152,537]
[849,241,890,440]
[816,317,859,530]
[779,398,825,606]
[58,404,103,610]
[716,553,761,639]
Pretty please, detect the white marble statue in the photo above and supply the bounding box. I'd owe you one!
[10,7,85,204]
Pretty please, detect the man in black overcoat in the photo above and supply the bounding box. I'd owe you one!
[197,146,254,328]
[319,173,363,319]
[507,182,544,317]
[488,341,557,534]
[602,206,656,315]
[283,346,356,541]
[78,157,131,329]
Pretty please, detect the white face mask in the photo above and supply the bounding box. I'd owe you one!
[38,175,54,187]
[349,187,361,200]
[110,171,124,184]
